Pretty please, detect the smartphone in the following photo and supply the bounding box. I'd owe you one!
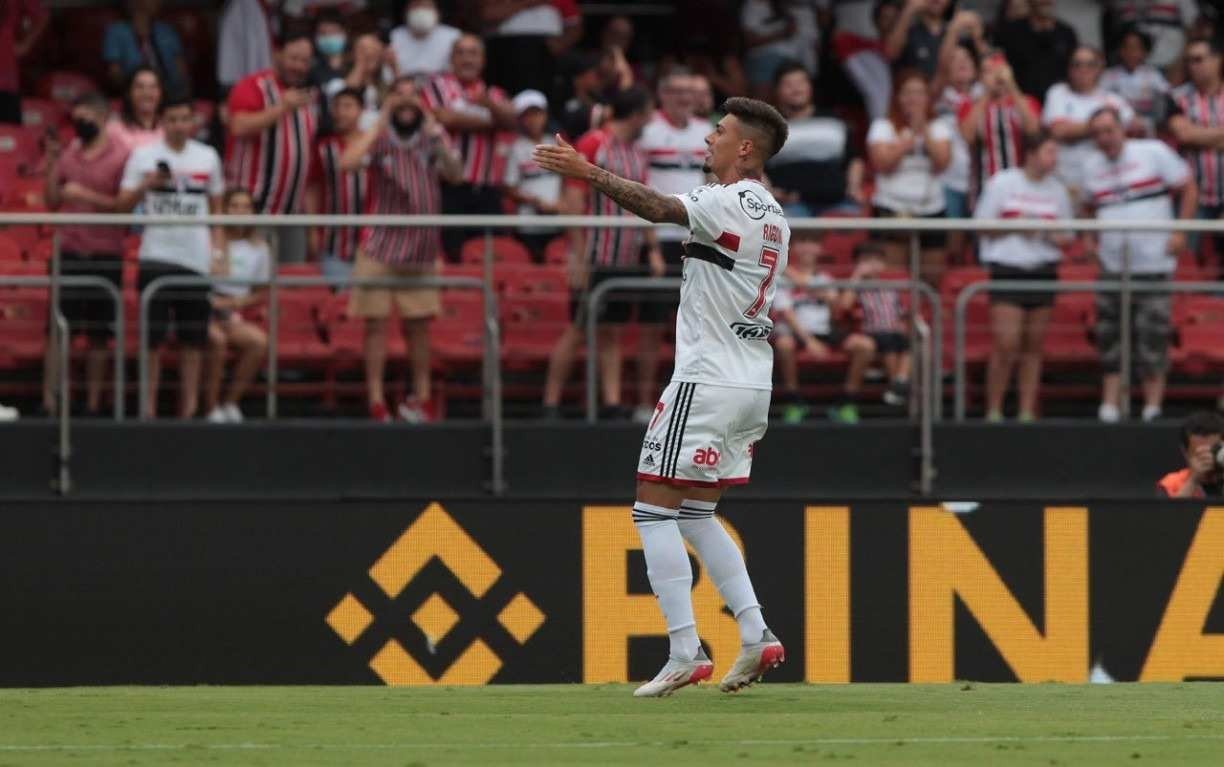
[156,161,172,176]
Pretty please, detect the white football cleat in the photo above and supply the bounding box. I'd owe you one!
[719,630,785,693]
[633,648,714,698]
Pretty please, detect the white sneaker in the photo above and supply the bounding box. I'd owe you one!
[0,403,18,422]
[223,403,243,423]
[1098,403,1121,423]
[206,407,229,424]
[719,630,786,693]
[1141,405,1162,422]
[632,648,714,698]
[632,406,654,424]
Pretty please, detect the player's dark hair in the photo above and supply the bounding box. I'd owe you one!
[1181,412,1224,448]
[158,95,194,115]
[721,97,789,160]
[1022,127,1055,155]
[853,242,886,261]
[610,86,652,120]
[771,60,809,90]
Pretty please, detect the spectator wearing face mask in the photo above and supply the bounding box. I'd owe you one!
[390,0,461,78]
[41,93,132,417]
[309,11,349,91]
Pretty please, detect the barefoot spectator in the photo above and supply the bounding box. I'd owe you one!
[340,79,463,423]
[974,130,1073,422]
[205,189,270,424]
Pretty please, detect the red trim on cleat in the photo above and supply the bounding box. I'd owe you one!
[688,664,714,685]
[758,644,786,673]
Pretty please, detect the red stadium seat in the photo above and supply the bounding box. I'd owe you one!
[498,263,568,296]
[3,175,48,211]
[36,71,97,104]
[432,291,486,365]
[0,125,41,175]
[21,99,67,132]
[502,293,569,324]
[460,236,532,265]
[0,236,23,263]
[543,236,569,265]
[0,291,48,362]
[275,291,331,366]
[1043,294,1096,363]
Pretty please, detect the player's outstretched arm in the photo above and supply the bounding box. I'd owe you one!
[533,134,689,226]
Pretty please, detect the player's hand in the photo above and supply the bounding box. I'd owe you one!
[1167,231,1187,255]
[533,134,592,180]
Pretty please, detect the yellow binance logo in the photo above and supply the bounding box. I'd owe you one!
[325,502,545,685]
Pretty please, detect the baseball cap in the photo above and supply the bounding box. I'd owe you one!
[513,89,548,115]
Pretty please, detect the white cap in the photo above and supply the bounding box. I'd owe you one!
[513,89,548,115]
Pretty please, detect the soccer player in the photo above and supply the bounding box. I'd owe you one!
[534,97,791,697]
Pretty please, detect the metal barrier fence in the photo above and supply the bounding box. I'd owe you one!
[5,212,1224,497]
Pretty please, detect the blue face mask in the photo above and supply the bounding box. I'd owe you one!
[316,34,346,57]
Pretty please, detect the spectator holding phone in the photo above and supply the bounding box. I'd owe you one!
[225,31,320,264]
[1158,411,1224,498]
[204,188,269,424]
[959,52,1041,205]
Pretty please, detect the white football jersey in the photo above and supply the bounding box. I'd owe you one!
[672,180,790,390]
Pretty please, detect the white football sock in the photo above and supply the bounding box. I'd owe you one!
[632,502,701,660]
[677,499,768,645]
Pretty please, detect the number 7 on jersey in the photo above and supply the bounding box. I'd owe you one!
[743,246,780,319]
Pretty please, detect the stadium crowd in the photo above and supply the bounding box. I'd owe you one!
[0,0,1222,424]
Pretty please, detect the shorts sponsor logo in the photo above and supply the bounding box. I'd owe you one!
[642,440,663,452]
[693,447,721,467]
[730,322,771,340]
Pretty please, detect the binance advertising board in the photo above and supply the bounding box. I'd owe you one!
[1,500,1221,686]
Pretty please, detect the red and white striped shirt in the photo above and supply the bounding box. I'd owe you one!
[311,135,369,263]
[859,289,904,334]
[958,95,1041,204]
[361,130,445,266]
[419,73,512,187]
[1166,83,1224,206]
[571,128,650,268]
[225,69,319,214]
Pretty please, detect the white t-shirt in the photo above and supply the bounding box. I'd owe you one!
[935,83,984,194]
[1082,139,1191,275]
[214,238,271,298]
[742,0,822,75]
[121,139,224,275]
[1042,84,1136,190]
[1108,0,1200,69]
[638,112,710,242]
[493,5,562,36]
[973,168,1073,269]
[503,134,562,235]
[390,24,461,77]
[866,118,952,215]
[1101,65,1170,136]
[774,271,834,335]
[673,180,792,390]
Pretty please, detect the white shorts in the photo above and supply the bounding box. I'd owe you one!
[637,381,771,488]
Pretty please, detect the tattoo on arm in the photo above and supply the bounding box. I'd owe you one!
[588,166,689,226]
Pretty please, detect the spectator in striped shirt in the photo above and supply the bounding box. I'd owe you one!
[1164,37,1224,263]
[225,30,320,265]
[420,34,518,259]
[837,243,912,420]
[541,86,659,420]
[958,52,1041,207]
[308,88,369,286]
[339,77,463,423]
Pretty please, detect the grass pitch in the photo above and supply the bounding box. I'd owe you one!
[1,683,1222,766]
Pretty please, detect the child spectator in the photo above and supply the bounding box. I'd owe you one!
[843,243,911,409]
[503,90,562,260]
[772,236,876,425]
[205,188,270,424]
[1101,25,1170,137]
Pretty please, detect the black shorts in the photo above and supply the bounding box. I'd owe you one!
[638,241,685,325]
[869,331,910,354]
[570,268,637,325]
[872,205,948,248]
[138,262,211,348]
[988,264,1057,310]
[56,252,122,344]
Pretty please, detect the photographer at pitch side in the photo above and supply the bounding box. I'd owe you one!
[1158,411,1224,499]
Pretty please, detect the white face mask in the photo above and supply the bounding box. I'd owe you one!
[407,7,438,34]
